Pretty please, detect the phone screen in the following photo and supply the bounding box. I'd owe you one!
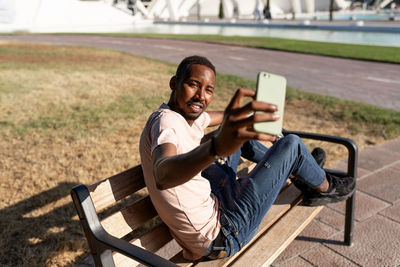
[253,72,287,136]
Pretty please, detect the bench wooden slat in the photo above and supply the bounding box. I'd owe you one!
[101,196,158,238]
[110,184,304,267]
[231,204,324,266]
[257,184,302,231]
[112,223,178,266]
[89,165,145,211]
[191,184,304,267]
[112,254,139,267]
[170,251,195,266]
[131,222,173,252]
[113,239,183,267]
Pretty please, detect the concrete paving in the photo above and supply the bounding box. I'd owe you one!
[2,34,399,266]
[273,137,400,266]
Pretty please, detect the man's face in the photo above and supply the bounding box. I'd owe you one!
[170,64,216,124]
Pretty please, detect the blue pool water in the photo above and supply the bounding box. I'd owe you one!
[314,12,400,21]
[131,23,400,47]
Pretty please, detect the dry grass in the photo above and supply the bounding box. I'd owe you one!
[0,42,172,266]
[0,41,387,266]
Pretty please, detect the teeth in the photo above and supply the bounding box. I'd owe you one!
[190,103,202,109]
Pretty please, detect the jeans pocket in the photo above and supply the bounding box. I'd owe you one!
[220,212,239,237]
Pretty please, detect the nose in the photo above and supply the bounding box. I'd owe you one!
[196,87,206,101]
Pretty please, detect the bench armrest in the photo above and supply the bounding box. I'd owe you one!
[282,129,358,245]
[71,185,178,267]
[282,129,358,178]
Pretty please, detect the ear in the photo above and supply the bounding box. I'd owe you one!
[169,76,177,91]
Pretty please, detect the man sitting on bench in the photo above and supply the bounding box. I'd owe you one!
[139,55,355,261]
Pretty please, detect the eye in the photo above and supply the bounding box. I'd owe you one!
[189,82,199,88]
[206,87,214,94]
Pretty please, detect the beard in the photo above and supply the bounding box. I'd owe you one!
[173,104,203,121]
[169,95,205,122]
[182,112,202,121]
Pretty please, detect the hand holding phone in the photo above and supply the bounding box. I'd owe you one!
[253,72,287,137]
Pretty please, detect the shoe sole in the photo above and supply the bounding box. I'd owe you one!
[302,186,356,207]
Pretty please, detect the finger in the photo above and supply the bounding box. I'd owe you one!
[228,102,280,125]
[226,88,256,111]
[231,112,280,130]
[229,100,278,120]
[237,129,278,142]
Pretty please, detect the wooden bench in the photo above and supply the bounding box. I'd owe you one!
[71,130,358,267]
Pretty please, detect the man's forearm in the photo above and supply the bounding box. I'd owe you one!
[153,140,216,190]
[208,111,224,127]
[201,130,217,144]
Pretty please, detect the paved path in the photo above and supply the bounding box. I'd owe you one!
[273,137,400,266]
[2,34,400,111]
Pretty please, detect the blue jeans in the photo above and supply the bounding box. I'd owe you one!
[201,134,325,258]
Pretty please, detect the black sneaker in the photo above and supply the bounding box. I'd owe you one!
[311,147,326,168]
[292,147,326,192]
[302,173,356,206]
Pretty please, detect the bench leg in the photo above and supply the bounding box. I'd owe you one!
[344,139,357,246]
[344,194,355,246]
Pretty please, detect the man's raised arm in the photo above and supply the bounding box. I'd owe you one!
[207,111,224,127]
[152,88,279,190]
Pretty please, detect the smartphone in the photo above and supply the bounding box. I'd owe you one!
[253,72,287,137]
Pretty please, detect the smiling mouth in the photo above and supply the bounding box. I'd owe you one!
[187,102,204,113]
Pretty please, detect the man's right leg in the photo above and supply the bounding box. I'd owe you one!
[205,135,327,258]
[214,135,354,256]
[290,147,355,206]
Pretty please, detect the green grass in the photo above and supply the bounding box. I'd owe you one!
[6,93,167,137]
[4,64,400,140]
[216,74,400,139]
[291,89,400,139]
[99,33,400,64]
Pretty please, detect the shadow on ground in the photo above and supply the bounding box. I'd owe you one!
[0,182,86,266]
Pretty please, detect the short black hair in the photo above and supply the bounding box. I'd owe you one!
[175,55,216,84]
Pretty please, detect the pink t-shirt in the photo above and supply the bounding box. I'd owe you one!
[139,103,221,260]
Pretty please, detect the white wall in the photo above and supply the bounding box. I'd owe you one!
[1,0,138,32]
[0,0,16,23]
[188,0,219,17]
